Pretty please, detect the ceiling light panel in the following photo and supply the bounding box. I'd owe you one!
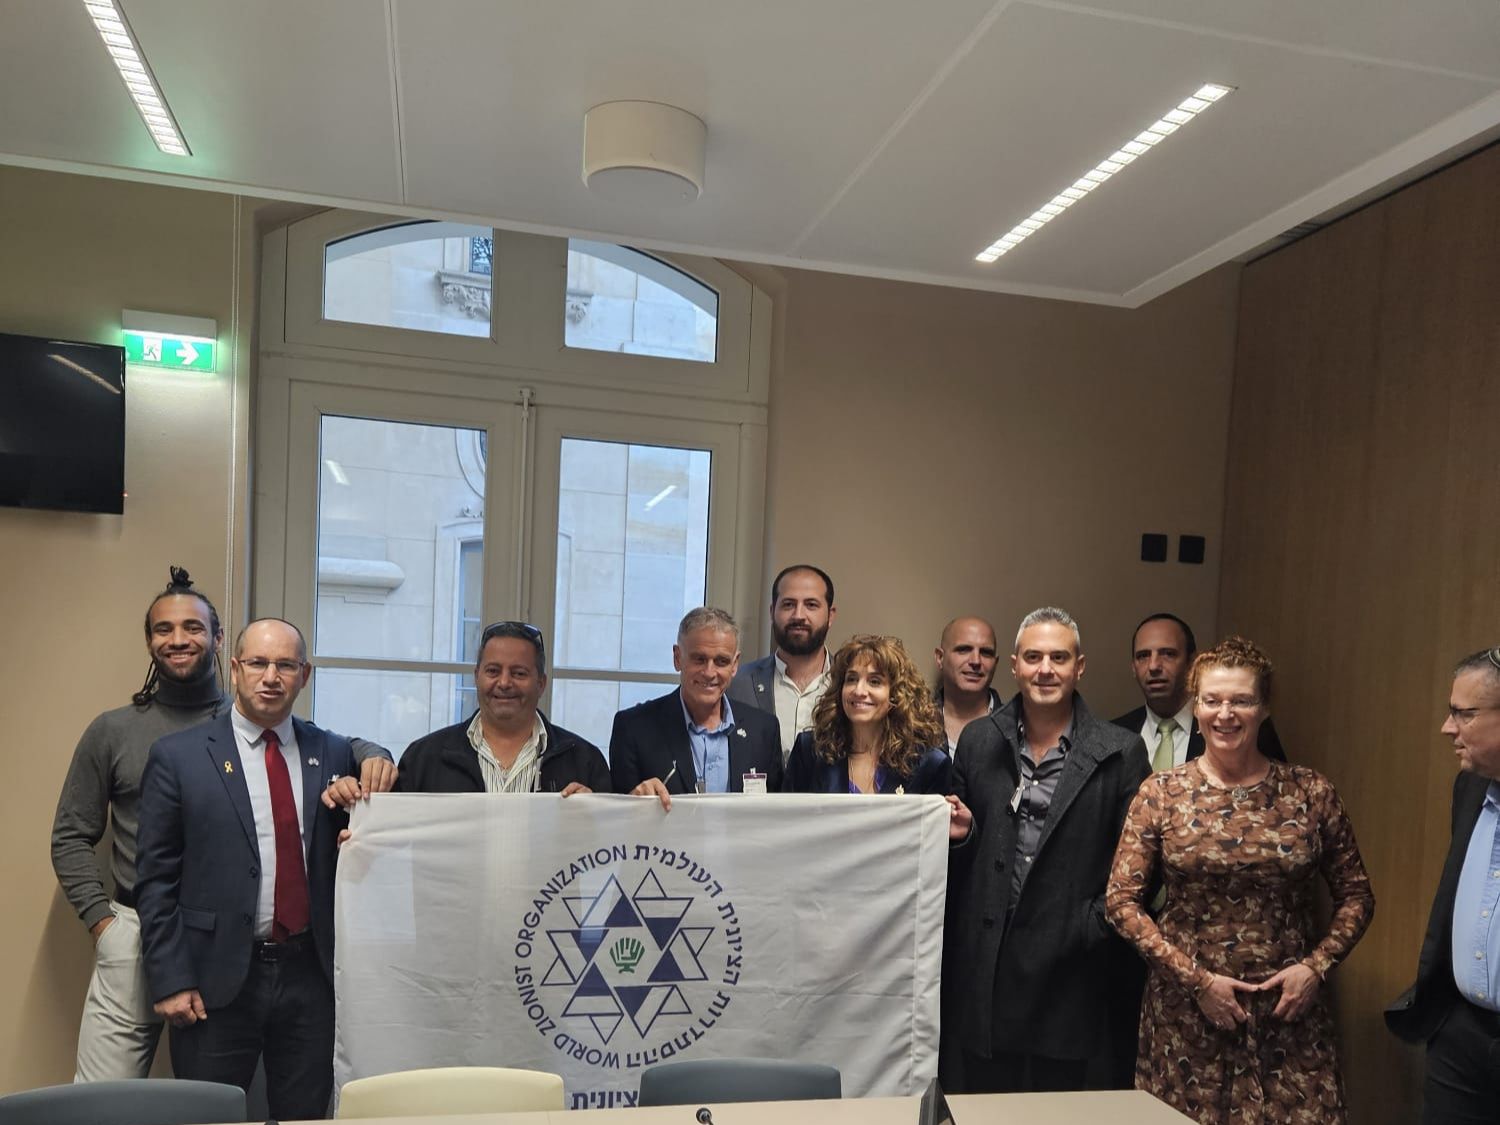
[975,83,1234,265]
[83,0,191,156]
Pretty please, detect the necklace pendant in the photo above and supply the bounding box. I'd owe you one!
[1231,785,1249,801]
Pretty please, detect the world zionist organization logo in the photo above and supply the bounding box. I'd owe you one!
[513,844,743,1072]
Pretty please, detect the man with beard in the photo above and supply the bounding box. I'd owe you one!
[51,568,395,1082]
[728,564,836,763]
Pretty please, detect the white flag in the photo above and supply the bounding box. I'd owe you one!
[334,793,948,1110]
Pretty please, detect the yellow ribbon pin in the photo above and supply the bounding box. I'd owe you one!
[224,761,234,774]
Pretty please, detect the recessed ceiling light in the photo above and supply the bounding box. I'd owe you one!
[975,83,1234,263]
[82,0,191,157]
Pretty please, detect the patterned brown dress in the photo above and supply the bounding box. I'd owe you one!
[1105,760,1374,1124]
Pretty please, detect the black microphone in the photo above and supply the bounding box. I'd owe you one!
[695,1108,714,1125]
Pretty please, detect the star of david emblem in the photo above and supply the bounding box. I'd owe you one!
[541,869,714,1045]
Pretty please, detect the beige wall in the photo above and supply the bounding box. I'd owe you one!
[1220,142,1500,1125]
[0,164,252,1091]
[0,162,1244,1091]
[761,264,1242,716]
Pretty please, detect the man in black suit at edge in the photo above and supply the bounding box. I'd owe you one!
[944,606,1150,1092]
[1103,611,1287,1087]
[610,606,783,809]
[1388,646,1500,1123]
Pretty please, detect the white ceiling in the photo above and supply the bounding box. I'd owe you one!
[3,0,1499,306]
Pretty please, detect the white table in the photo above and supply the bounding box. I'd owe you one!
[297,1090,1194,1124]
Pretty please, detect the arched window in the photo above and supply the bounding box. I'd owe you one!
[324,221,494,337]
[566,240,717,363]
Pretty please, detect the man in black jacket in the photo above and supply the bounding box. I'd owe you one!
[944,606,1150,1093]
[374,621,609,796]
[1387,646,1500,1123]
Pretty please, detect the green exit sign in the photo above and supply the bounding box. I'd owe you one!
[123,330,216,372]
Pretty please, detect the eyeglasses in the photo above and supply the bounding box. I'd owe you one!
[1198,696,1261,713]
[238,657,306,678]
[1448,706,1500,726]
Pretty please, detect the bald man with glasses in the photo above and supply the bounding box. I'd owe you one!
[136,619,359,1120]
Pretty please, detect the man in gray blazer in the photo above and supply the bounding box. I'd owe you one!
[944,607,1150,1093]
[727,564,836,762]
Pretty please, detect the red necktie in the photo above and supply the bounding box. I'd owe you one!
[262,729,309,941]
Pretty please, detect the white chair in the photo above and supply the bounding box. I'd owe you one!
[336,1065,565,1118]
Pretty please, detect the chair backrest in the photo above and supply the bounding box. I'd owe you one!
[0,1079,245,1125]
[637,1058,842,1107]
[336,1066,565,1118]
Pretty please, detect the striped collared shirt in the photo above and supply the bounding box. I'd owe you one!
[467,711,546,794]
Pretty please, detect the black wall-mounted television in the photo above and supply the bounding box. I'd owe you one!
[0,331,126,514]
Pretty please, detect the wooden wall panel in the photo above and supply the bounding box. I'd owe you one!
[1221,143,1500,1124]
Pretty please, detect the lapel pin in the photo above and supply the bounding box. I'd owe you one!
[307,757,319,767]
[735,728,747,738]
[223,761,233,774]
[756,684,765,692]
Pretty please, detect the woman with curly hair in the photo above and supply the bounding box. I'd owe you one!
[1105,636,1374,1124]
[782,634,952,794]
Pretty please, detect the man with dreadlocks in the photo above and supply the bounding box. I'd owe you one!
[50,567,396,1082]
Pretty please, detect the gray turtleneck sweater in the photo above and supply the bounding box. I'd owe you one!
[51,673,391,930]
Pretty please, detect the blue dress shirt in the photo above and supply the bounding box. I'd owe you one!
[681,696,734,794]
[1451,780,1500,1011]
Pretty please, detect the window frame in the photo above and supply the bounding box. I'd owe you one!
[272,381,522,671]
[528,409,744,704]
[286,213,502,363]
[255,213,772,727]
[282,212,765,401]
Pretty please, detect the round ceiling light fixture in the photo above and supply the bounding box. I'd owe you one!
[582,100,706,205]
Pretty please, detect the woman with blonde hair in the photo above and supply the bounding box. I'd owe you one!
[1105,636,1374,1124]
[782,634,951,794]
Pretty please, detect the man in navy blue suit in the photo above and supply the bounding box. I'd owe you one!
[136,618,354,1120]
[610,606,783,807]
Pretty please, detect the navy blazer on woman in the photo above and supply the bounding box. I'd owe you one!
[781,731,952,794]
[136,713,353,1008]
